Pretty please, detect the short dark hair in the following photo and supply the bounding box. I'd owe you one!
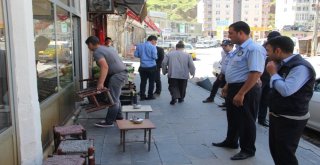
[147,35,157,41]
[265,36,294,53]
[105,37,112,41]
[176,42,185,49]
[85,36,100,45]
[229,21,250,35]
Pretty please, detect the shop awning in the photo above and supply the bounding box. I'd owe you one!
[114,0,146,15]
[127,10,161,33]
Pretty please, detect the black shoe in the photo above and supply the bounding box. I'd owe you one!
[154,91,161,95]
[221,108,226,111]
[146,96,156,100]
[258,120,269,127]
[202,97,214,103]
[230,152,254,160]
[140,96,146,101]
[212,141,238,149]
[218,103,226,107]
[170,99,177,105]
[116,116,124,120]
[178,98,184,103]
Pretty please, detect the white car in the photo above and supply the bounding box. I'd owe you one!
[195,41,206,48]
[308,78,320,132]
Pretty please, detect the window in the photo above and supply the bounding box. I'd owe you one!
[226,4,230,8]
[32,0,74,102]
[216,11,220,14]
[0,0,12,133]
[56,7,73,88]
[33,0,57,102]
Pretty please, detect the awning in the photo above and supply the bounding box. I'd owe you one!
[114,0,146,15]
[126,10,161,33]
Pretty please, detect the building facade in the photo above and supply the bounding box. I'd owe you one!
[200,0,268,40]
[275,0,317,30]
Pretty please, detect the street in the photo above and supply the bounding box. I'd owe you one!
[193,47,223,78]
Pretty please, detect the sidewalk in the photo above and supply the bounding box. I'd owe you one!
[77,76,320,165]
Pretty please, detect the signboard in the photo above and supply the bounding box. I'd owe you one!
[149,11,167,19]
[61,23,68,33]
[179,24,185,33]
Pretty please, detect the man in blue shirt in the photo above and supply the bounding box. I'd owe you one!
[134,35,158,100]
[212,21,266,160]
[266,36,315,165]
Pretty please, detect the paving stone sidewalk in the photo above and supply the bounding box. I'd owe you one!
[77,76,320,165]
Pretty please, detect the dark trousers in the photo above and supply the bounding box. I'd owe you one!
[0,77,7,104]
[258,82,270,122]
[225,83,261,154]
[154,68,161,93]
[139,66,156,97]
[269,115,307,165]
[168,78,188,100]
[208,74,226,100]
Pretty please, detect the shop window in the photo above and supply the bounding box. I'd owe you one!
[56,7,73,88]
[32,0,57,102]
[0,0,12,133]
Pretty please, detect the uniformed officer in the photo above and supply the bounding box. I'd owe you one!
[265,36,315,165]
[212,21,266,160]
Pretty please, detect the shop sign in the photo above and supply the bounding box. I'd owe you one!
[61,23,68,33]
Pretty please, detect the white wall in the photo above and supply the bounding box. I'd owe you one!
[7,0,43,164]
[80,1,89,81]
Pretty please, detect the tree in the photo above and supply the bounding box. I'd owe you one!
[147,0,198,22]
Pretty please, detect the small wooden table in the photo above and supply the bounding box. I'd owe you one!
[116,119,156,152]
[122,105,153,119]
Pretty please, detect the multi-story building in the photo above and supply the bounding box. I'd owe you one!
[199,0,268,40]
[275,0,316,30]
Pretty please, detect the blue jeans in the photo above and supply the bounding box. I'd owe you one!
[105,71,128,124]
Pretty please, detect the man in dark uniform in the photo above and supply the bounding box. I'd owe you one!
[154,46,164,95]
[265,36,315,165]
[202,40,233,104]
[212,21,266,160]
[258,31,281,127]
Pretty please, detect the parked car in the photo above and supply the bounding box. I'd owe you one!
[308,78,320,132]
[305,57,320,132]
[184,43,196,60]
[195,41,206,48]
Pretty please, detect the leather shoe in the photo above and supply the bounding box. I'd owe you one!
[178,98,184,103]
[170,99,177,105]
[230,152,254,160]
[218,102,226,107]
[202,98,214,103]
[212,141,238,149]
[146,96,156,100]
[258,120,269,127]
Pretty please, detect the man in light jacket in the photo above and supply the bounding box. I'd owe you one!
[162,41,196,105]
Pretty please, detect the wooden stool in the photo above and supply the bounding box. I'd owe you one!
[43,155,85,165]
[57,139,95,165]
[77,87,114,113]
[122,105,153,119]
[116,119,156,152]
[53,124,87,152]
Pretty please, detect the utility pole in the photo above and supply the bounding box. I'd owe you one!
[312,0,320,57]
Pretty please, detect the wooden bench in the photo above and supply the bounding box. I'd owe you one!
[43,155,85,165]
[57,139,95,165]
[116,119,156,152]
[53,124,87,152]
[121,105,153,119]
